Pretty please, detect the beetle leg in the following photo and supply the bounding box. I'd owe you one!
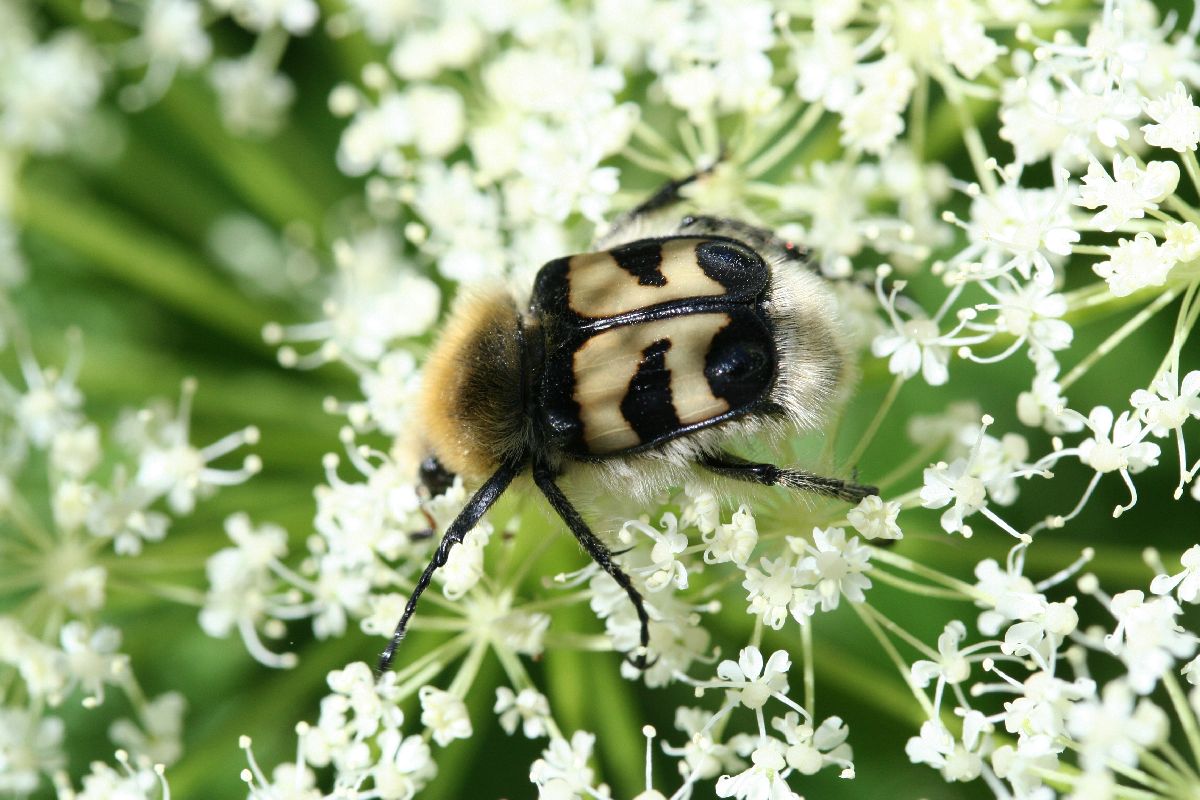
[532,461,656,672]
[699,452,877,503]
[377,459,521,673]
[595,155,725,249]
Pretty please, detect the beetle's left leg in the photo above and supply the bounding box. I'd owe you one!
[699,452,877,503]
[532,461,654,671]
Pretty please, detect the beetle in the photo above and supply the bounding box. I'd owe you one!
[378,169,876,673]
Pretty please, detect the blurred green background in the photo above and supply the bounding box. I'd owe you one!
[6,1,1200,798]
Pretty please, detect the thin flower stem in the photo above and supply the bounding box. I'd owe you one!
[1164,672,1200,768]
[910,71,929,161]
[800,618,815,717]
[1137,746,1195,793]
[745,103,825,179]
[104,578,207,607]
[859,602,941,660]
[1182,150,1200,199]
[868,567,974,602]
[392,635,473,700]
[631,122,692,172]
[447,638,489,698]
[1061,288,1181,389]
[621,145,685,178]
[852,602,936,719]
[844,374,905,468]
[1158,280,1200,377]
[1157,740,1200,786]
[875,440,947,492]
[944,85,998,195]
[869,547,983,600]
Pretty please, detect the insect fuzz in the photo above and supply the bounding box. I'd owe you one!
[377,182,878,676]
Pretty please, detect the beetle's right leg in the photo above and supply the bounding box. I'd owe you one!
[532,461,655,671]
[594,155,725,250]
[699,452,877,504]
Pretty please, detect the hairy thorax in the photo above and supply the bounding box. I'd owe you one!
[417,286,529,481]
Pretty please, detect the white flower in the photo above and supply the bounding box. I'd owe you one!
[871,304,950,386]
[666,707,751,781]
[905,720,982,782]
[1130,370,1200,437]
[374,728,437,798]
[1104,590,1196,695]
[495,687,551,739]
[790,527,872,611]
[846,495,902,540]
[209,55,295,138]
[1150,545,1200,604]
[0,32,103,154]
[1077,406,1159,475]
[418,686,472,747]
[921,458,986,536]
[73,757,168,800]
[437,524,490,600]
[772,712,854,777]
[1017,367,1083,434]
[839,55,915,155]
[620,513,689,592]
[109,691,186,767]
[742,557,812,629]
[212,0,318,34]
[715,646,790,711]
[1002,670,1095,744]
[957,183,1079,286]
[1142,83,1200,152]
[715,738,799,800]
[1067,680,1167,772]
[529,731,611,799]
[1092,232,1177,297]
[1073,156,1179,233]
[702,504,758,566]
[1163,220,1200,263]
[59,623,127,706]
[0,708,64,794]
[911,621,971,688]
[140,0,211,69]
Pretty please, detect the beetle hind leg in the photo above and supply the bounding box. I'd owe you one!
[699,452,877,504]
[532,462,655,671]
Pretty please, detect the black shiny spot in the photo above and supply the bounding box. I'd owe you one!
[695,239,769,295]
[705,313,775,408]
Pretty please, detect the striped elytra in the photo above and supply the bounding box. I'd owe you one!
[533,236,777,457]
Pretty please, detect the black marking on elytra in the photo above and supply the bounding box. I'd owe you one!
[611,240,667,286]
[621,338,681,444]
[705,311,776,409]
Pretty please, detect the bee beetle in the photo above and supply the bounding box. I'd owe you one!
[379,169,877,673]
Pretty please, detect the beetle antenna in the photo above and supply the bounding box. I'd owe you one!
[532,461,656,672]
[377,459,521,673]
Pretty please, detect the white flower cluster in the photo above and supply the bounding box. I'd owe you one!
[0,325,256,796]
[895,541,1200,800]
[8,0,1200,795]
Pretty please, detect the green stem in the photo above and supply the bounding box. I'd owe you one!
[851,602,936,719]
[1060,288,1180,389]
[14,184,273,352]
